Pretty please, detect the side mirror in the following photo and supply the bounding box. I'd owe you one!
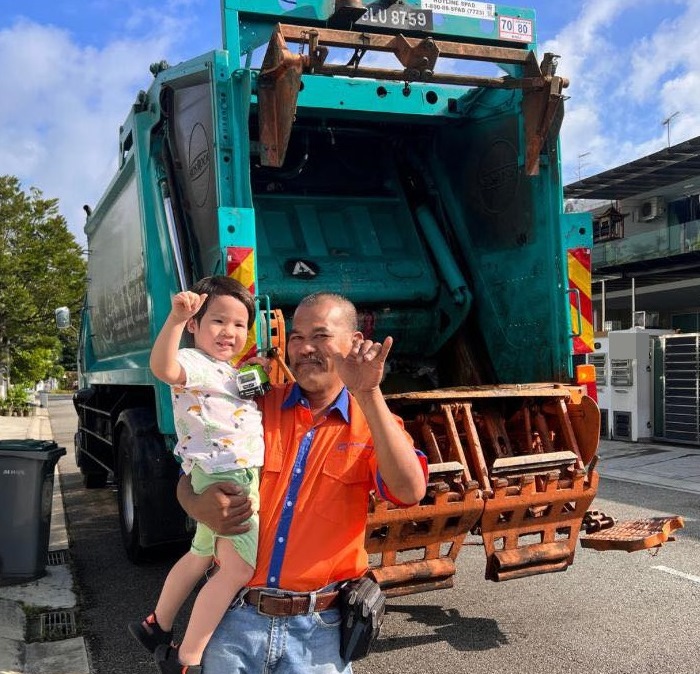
[55,306,72,330]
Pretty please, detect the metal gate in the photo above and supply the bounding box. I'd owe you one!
[661,334,700,444]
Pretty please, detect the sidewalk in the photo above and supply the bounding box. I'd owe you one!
[0,406,90,674]
[597,437,700,495]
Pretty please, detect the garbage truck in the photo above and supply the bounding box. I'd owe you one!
[69,0,682,594]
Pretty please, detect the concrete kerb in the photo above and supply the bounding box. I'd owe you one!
[0,405,90,674]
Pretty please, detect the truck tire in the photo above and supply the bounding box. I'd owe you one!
[74,430,109,489]
[116,408,188,563]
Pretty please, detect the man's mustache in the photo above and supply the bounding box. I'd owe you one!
[294,356,324,367]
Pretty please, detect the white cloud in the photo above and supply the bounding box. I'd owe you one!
[538,0,642,181]
[537,0,700,184]
[626,2,700,150]
[0,13,188,246]
[4,0,700,234]
[626,3,700,100]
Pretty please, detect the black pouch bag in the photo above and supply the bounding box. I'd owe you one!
[339,576,386,662]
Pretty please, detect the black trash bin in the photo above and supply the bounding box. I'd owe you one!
[0,439,66,586]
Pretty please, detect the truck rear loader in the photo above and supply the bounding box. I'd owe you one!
[70,0,682,596]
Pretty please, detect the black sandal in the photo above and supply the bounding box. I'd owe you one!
[155,644,203,674]
[128,613,173,653]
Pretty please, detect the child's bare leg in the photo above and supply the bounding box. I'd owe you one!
[178,539,254,666]
[155,552,213,631]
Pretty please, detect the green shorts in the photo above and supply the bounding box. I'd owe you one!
[189,464,260,569]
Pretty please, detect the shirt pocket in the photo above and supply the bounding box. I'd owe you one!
[314,445,372,524]
[322,444,372,484]
[261,430,283,478]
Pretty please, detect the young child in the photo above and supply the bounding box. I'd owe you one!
[128,276,265,674]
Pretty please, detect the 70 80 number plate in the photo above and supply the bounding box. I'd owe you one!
[355,3,434,31]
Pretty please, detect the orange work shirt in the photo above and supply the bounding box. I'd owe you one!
[250,382,426,592]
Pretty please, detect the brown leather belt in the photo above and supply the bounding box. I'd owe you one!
[243,589,339,616]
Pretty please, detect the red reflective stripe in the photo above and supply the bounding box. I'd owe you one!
[226,246,257,364]
[568,248,594,354]
[226,246,255,291]
[584,381,597,403]
[567,246,590,269]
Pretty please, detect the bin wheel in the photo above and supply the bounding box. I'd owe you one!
[74,431,108,489]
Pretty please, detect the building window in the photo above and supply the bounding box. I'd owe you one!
[668,195,700,224]
[593,206,626,243]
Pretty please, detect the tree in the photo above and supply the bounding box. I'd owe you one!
[0,176,87,385]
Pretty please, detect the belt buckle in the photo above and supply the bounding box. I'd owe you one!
[255,590,277,616]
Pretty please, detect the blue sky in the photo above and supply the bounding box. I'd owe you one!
[1,0,698,245]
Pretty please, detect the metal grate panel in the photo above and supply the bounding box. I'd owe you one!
[40,610,78,640]
[662,335,700,444]
[47,549,69,566]
[610,359,633,386]
[580,516,684,552]
[613,411,631,439]
[599,409,609,439]
[588,354,606,385]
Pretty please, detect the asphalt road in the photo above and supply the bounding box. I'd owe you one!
[49,397,700,674]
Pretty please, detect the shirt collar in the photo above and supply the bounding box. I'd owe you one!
[282,383,350,424]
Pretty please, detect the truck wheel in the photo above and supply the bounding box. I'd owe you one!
[117,421,144,562]
[116,409,188,563]
[74,430,108,489]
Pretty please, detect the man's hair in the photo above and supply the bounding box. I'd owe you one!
[190,276,256,329]
[296,292,358,331]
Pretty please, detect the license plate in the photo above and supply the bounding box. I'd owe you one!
[355,3,434,31]
[498,15,533,43]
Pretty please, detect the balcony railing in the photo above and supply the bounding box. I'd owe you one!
[593,219,700,269]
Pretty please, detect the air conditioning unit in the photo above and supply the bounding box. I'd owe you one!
[640,197,664,221]
[633,311,660,328]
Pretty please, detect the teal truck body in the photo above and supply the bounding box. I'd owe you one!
[75,0,662,593]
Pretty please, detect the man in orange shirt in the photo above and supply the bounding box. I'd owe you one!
[175,292,427,673]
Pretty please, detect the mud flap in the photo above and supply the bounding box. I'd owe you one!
[580,516,685,552]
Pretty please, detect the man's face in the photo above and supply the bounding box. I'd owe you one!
[287,299,359,395]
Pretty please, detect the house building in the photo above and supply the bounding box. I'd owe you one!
[564,135,700,333]
[564,136,700,445]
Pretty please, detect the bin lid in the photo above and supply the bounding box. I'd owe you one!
[0,439,61,452]
[0,439,66,460]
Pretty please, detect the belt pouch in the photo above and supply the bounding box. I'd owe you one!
[339,576,386,662]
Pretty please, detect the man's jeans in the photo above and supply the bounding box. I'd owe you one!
[203,600,353,673]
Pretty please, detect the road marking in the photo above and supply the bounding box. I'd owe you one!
[652,565,700,585]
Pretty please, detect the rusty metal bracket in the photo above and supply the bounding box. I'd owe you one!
[367,385,601,592]
[256,23,568,171]
[366,402,485,596]
[346,46,367,72]
[366,480,483,597]
[305,29,330,73]
[481,470,598,581]
[580,516,685,552]
[257,26,305,167]
[581,509,616,534]
[522,71,567,175]
[390,34,440,81]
